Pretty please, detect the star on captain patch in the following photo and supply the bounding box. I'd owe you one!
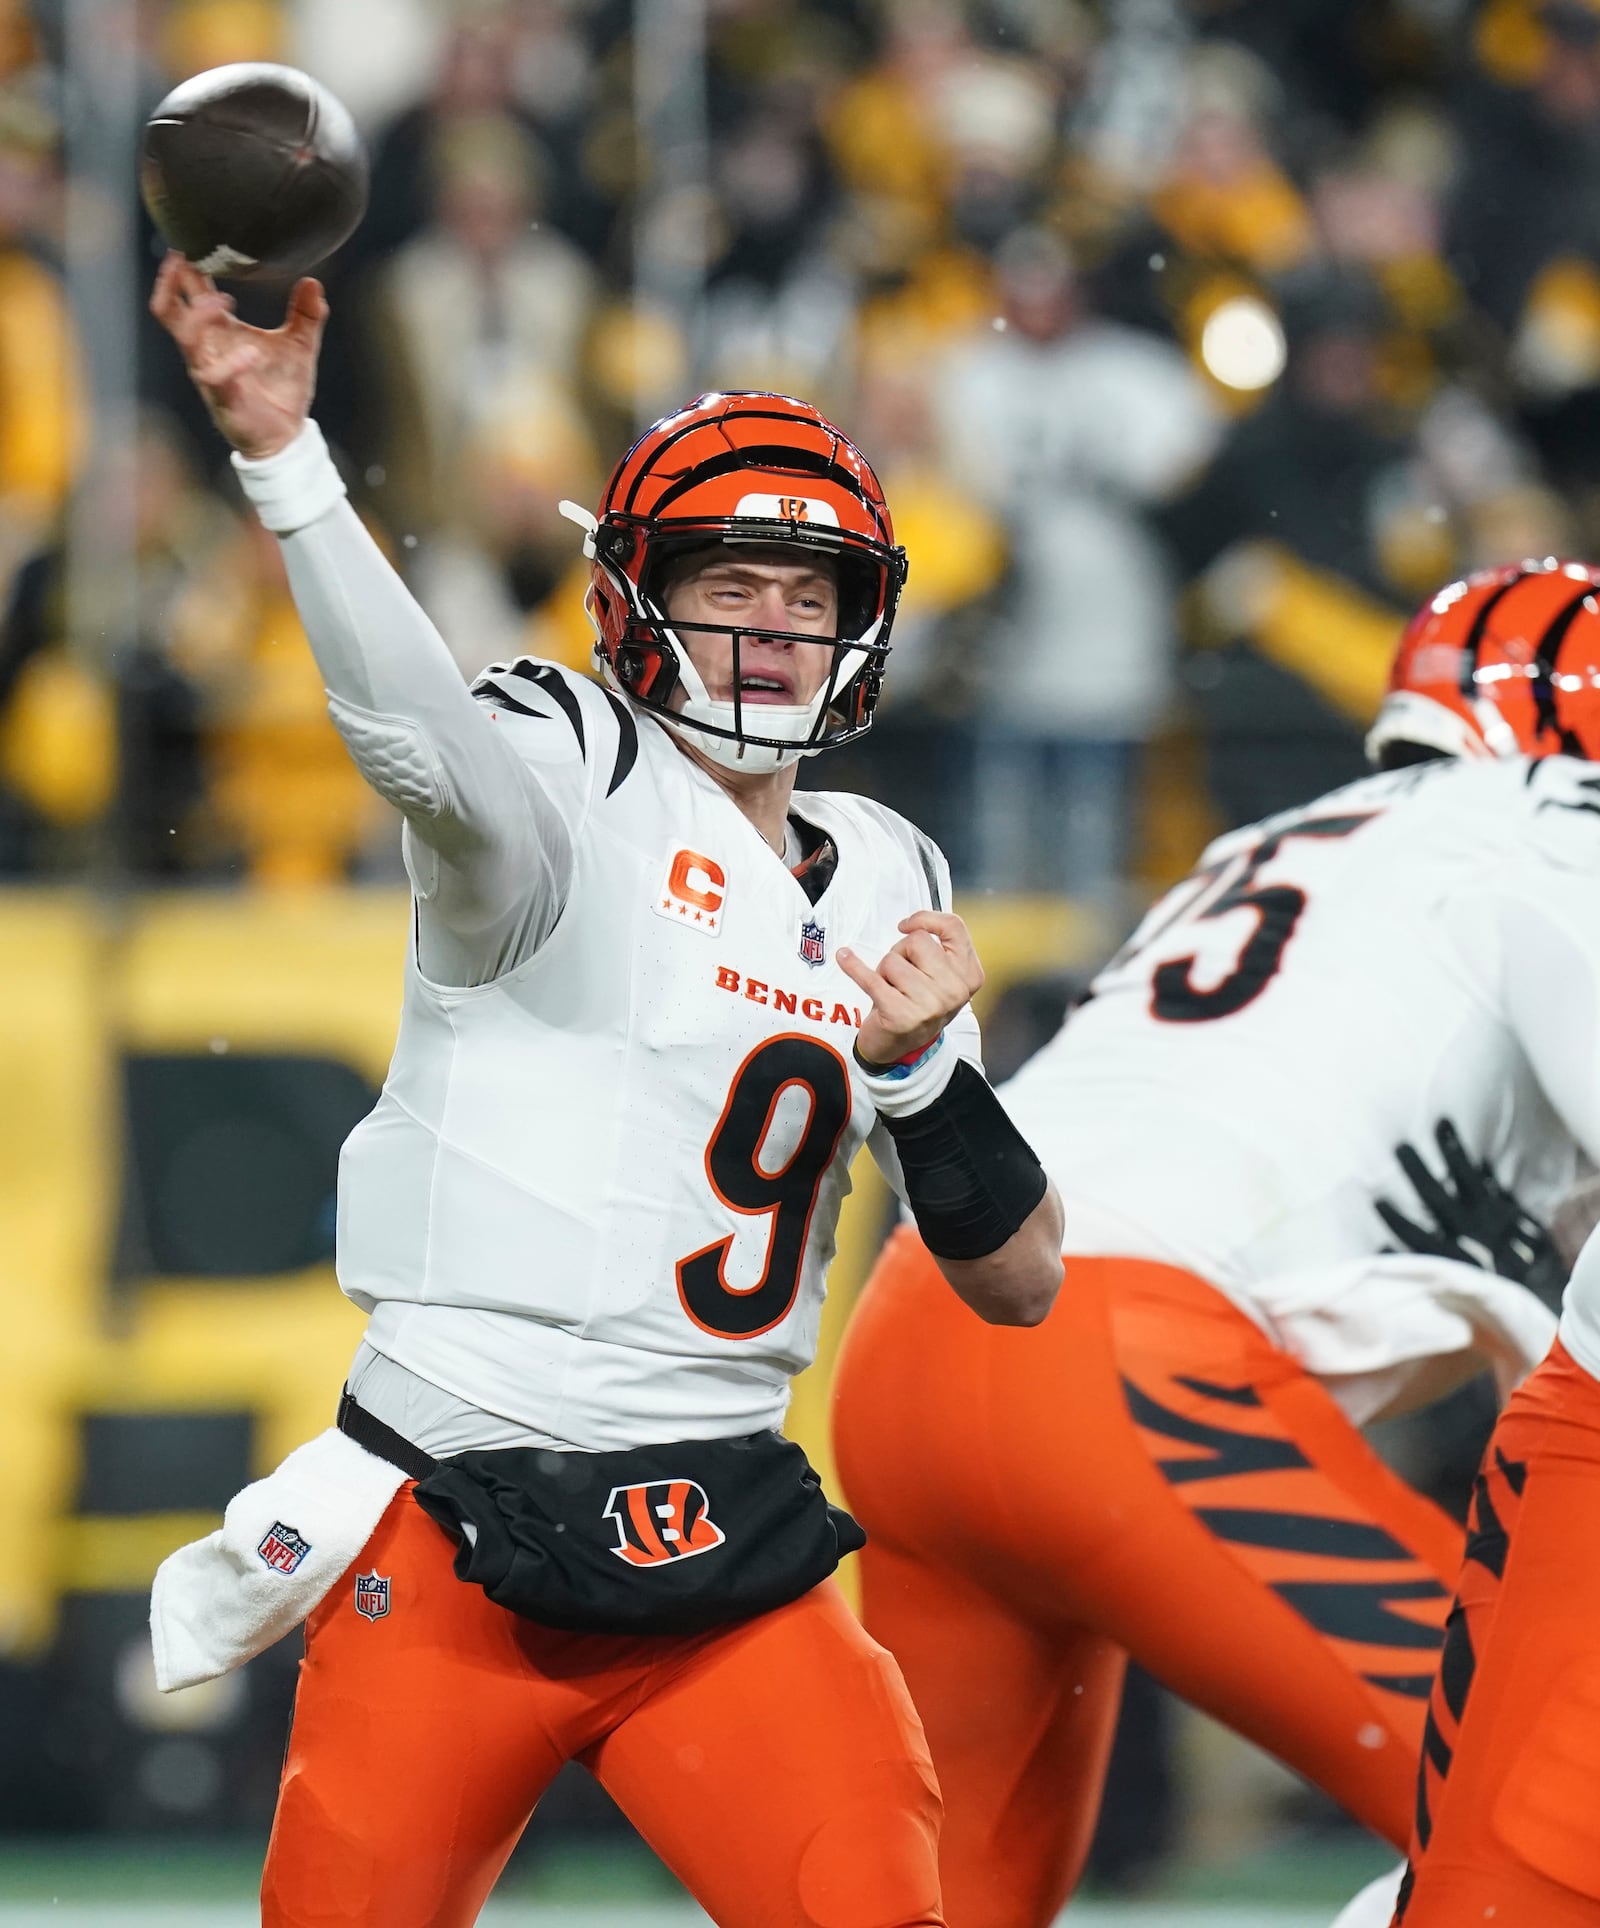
[798,919,827,968]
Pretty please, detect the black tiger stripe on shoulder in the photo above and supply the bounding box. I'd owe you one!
[509,660,587,758]
[601,688,639,797]
[473,681,543,718]
[1530,760,1600,817]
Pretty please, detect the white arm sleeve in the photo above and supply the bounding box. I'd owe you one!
[232,423,578,985]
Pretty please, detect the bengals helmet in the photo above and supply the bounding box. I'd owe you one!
[1367,558,1600,767]
[559,391,907,774]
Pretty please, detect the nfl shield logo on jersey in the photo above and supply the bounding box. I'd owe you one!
[353,1570,390,1621]
[798,919,826,968]
[604,1479,727,1568]
[257,1522,311,1575]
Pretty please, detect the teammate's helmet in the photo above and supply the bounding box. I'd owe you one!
[1366,558,1600,766]
[561,391,907,775]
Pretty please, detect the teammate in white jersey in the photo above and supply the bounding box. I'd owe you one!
[833,557,1600,1928]
[148,254,1063,1928]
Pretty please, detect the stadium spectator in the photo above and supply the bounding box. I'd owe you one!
[697,106,854,402]
[369,110,597,539]
[3,408,387,884]
[934,225,1219,899]
[1,412,217,874]
[805,351,1008,872]
[346,5,607,271]
[0,89,83,608]
[1451,0,1600,505]
[1146,44,1316,280]
[407,401,599,684]
[1160,267,1425,829]
[180,510,387,885]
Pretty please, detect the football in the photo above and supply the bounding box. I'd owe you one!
[140,62,368,281]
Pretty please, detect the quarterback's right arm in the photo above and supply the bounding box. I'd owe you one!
[149,256,571,971]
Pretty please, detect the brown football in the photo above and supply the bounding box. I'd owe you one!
[141,63,368,281]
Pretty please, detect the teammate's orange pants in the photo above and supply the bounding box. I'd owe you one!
[832,1230,1464,1928]
[260,1485,944,1928]
[1393,1338,1600,1927]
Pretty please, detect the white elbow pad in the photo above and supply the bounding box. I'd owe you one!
[328,694,450,818]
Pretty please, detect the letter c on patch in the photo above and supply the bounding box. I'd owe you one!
[668,849,726,912]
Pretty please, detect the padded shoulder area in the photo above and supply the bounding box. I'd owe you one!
[472,658,645,801]
[1519,756,1600,871]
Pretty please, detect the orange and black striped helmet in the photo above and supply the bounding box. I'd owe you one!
[1367,559,1600,766]
[561,391,906,773]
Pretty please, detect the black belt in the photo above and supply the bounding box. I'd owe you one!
[336,1387,438,1481]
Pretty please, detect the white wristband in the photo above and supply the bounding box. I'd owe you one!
[231,420,346,534]
[854,1032,960,1119]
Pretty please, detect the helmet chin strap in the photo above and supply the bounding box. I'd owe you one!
[657,620,848,775]
[663,712,810,775]
[663,638,816,774]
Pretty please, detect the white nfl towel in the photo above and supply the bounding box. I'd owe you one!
[150,1426,408,1692]
[1251,1253,1558,1426]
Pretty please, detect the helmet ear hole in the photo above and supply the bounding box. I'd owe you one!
[615,641,677,706]
[596,524,636,567]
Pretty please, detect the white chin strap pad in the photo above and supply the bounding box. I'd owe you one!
[664,714,810,774]
[661,640,808,771]
[661,616,863,772]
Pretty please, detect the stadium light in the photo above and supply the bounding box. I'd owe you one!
[1200,295,1288,393]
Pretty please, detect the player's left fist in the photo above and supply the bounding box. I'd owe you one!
[837,910,984,1069]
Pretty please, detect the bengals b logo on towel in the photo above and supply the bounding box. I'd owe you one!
[604,1479,726,1567]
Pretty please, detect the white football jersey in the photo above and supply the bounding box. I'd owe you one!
[1003,755,1600,1346]
[337,660,978,1449]
[1561,1223,1600,1383]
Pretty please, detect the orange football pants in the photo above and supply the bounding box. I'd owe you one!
[832,1229,1464,1928]
[260,1486,944,1928]
[1394,1338,1600,1928]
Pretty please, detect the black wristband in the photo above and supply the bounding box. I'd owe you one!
[879,1058,1049,1261]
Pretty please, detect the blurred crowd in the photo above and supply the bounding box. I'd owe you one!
[3,0,1600,901]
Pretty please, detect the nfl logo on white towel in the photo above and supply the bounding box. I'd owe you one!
[354,1570,390,1621]
[257,1522,311,1574]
